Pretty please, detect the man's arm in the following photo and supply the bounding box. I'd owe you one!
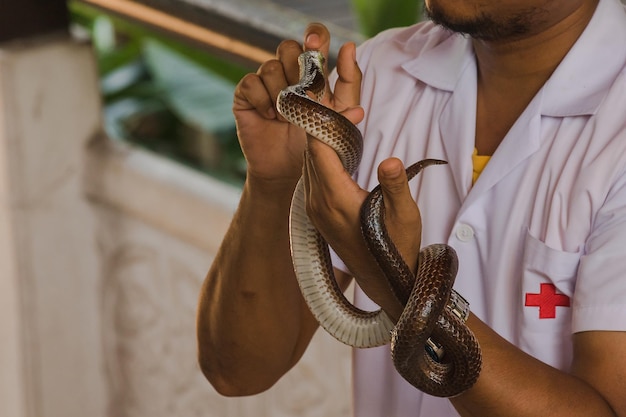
[572,331,626,414]
[197,180,321,396]
[450,318,625,417]
[305,135,626,417]
[197,24,362,396]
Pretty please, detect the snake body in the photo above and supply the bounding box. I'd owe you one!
[277,51,481,397]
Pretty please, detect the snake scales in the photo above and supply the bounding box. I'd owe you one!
[277,50,482,397]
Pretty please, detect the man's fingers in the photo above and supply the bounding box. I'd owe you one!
[305,136,344,186]
[333,41,362,110]
[304,22,331,57]
[340,106,366,127]
[234,72,276,119]
[378,158,422,271]
[379,158,411,204]
[304,23,333,99]
[378,158,420,225]
[248,39,304,121]
[276,39,305,86]
[303,23,362,115]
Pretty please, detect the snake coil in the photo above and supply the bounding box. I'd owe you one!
[277,50,482,397]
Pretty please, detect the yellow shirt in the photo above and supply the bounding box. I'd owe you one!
[472,148,491,184]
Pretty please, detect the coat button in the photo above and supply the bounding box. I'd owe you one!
[455,224,475,242]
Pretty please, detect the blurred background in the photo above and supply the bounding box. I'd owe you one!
[0,1,420,416]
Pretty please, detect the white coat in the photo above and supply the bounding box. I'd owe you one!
[328,0,626,415]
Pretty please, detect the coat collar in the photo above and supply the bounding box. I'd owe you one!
[399,0,626,117]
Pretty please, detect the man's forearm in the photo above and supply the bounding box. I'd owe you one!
[197,180,313,396]
[451,315,617,417]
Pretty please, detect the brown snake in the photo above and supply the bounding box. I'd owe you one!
[277,51,482,397]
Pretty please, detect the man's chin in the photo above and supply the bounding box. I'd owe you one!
[424,1,539,41]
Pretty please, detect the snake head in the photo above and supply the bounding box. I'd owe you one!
[299,50,325,73]
[298,51,326,102]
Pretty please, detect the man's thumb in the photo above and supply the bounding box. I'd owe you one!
[379,158,410,202]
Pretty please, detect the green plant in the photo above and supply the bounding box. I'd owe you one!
[69,1,249,185]
[351,0,422,37]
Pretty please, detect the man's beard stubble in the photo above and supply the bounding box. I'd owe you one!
[423,1,549,41]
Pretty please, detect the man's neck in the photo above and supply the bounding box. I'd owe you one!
[473,0,599,156]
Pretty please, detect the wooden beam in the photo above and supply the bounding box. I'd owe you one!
[80,0,274,67]
[75,0,359,69]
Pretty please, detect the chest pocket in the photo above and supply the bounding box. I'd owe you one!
[518,230,582,370]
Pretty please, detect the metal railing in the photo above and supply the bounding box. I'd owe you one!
[76,0,362,69]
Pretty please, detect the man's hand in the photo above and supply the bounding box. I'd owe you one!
[305,138,423,320]
[233,23,363,190]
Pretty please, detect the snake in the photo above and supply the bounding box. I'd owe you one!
[276,50,482,397]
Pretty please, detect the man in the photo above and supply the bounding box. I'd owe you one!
[197,0,626,415]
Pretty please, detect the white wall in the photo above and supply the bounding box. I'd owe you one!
[0,33,107,417]
[0,33,352,417]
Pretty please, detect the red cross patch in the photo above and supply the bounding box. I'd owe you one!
[524,283,570,319]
